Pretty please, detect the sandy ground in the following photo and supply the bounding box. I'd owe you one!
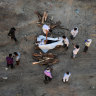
[0,0,96,96]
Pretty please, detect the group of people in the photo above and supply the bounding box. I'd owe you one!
[6,22,92,84]
[44,67,71,84]
[6,27,21,70]
[42,24,92,58]
[6,52,20,69]
[42,24,92,83]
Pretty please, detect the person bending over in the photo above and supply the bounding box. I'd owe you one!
[8,27,17,42]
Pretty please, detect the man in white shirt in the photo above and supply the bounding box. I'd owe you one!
[62,36,69,50]
[70,27,78,40]
[72,45,80,58]
[42,24,50,41]
[14,52,20,65]
[63,72,71,83]
[83,39,92,53]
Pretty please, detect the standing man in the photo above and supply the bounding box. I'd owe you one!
[42,24,50,41]
[8,27,17,42]
[62,36,69,50]
[44,68,52,83]
[72,45,80,58]
[83,39,92,53]
[6,54,14,69]
[14,52,20,65]
[70,27,78,40]
[62,72,71,83]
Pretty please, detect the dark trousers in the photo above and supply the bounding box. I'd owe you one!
[7,63,13,69]
[83,46,88,52]
[45,75,52,81]
[64,44,68,50]
[70,35,75,40]
[11,36,17,42]
[16,61,20,65]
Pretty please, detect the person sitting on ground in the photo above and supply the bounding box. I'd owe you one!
[70,27,78,40]
[62,36,69,50]
[83,39,92,53]
[42,24,50,41]
[44,68,52,82]
[14,52,20,65]
[62,72,71,83]
[72,45,80,58]
[8,27,17,42]
[6,54,14,69]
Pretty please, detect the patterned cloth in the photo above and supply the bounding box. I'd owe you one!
[44,70,52,78]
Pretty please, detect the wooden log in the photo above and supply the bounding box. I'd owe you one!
[32,53,56,58]
[32,57,53,64]
[32,52,58,65]
[34,11,42,22]
[35,46,40,50]
[32,58,59,65]
[42,11,48,24]
[50,21,61,29]
[52,59,59,64]
[43,53,56,58]
[32,53,42,57]
[35,11,69,31]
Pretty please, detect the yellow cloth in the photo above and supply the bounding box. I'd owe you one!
[85,39,92,47]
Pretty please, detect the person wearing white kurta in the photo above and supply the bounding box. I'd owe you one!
[72,45,80,58]
[62,36,69,50]
[70,27,78,39]
[42,24,50,41]
[14,52,20,65]
[42,24,50,34]
[63,72,71,82]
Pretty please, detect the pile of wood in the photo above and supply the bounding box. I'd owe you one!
[32,52,59,65]
[34,11,69,31]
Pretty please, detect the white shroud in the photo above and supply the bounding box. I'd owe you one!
[37,35,64,53]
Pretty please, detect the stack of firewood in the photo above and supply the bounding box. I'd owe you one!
[32,52,59,65]
[34,11,69,31]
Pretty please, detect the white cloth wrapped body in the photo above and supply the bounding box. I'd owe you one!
[37,35,64,53]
